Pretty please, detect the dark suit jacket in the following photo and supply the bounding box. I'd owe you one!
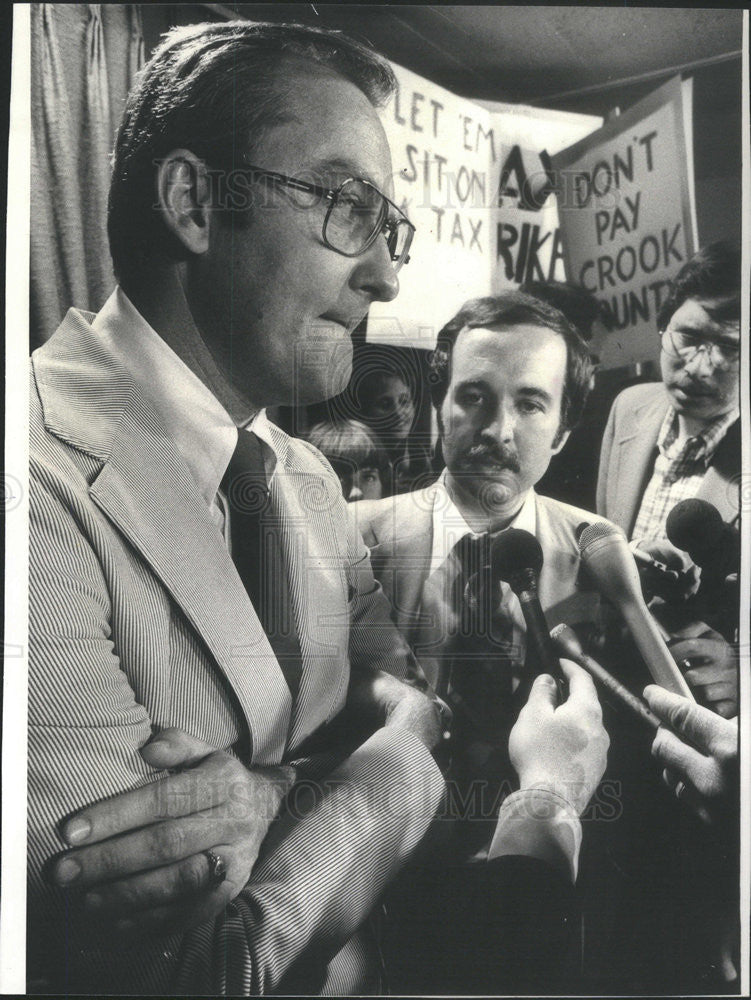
[596,381,740,536]
[383,853,578,995]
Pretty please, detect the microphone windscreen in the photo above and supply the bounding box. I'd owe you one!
[666,498,724,557]
[577,520,642,605]
[491,528,543,582]
[578,519,627,552]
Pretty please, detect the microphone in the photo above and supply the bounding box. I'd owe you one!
[577,521,693,699]
[666,498,740,595]
[630,547,695,604]
[491,528,564,684]
[551,623,659,730]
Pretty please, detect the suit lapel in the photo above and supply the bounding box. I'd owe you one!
[613,389,667,535]
[535,496,601,627]
[90,401,292,763]
[35,311,292,763]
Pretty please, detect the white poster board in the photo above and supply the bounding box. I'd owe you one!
[370,64,601,348]
[551,76,697,368]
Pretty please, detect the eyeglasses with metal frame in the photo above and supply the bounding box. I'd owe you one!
[660,326,740,371]
[237,165,415,271]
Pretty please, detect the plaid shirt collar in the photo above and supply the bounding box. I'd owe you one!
[657,404,739,469]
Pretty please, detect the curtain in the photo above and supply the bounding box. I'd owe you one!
[30,4,145,349]
[31,4,89,347]
[128,3,145,85]
[80,4,114,313]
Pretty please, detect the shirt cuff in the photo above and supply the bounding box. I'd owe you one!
[487,787,583,883]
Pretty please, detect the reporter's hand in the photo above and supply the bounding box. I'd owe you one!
[347,669,444,751]
[509,660,609,816]
[50,728,295,938]
[644,684,738,811]
[668,624,738,718]
[632,537,699,601]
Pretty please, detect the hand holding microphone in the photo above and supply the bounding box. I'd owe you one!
[644,684,738,824]
[551,623,659,730]
[509,660,610,817]
[666,498,740,589]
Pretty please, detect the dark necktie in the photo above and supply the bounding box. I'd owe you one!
[445,532,517,854]
[221,430,302,698]
[447,531,515,735]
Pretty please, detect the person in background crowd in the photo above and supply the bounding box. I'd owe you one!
[354,349,434,493]
[597,241,740,717]
[352,291,616,991]
[597,241,740,552]
[306,418,392,500]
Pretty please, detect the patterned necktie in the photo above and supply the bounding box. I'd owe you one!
[221,430,302,698]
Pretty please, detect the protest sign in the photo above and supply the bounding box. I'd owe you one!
[369,64,600,347]
[552,76,697,368]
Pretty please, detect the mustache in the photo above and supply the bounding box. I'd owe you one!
[674,379,715,396]
[464,442,521,473]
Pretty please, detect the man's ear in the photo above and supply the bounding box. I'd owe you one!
[156,149,211,256]
[551,426,570,455]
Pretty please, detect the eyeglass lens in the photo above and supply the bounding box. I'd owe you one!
[324,179,412,269]
[665,328,739,367]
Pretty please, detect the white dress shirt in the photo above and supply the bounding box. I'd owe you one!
[91,287,282,539]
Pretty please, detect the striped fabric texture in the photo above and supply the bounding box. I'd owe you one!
[28,309,445,994]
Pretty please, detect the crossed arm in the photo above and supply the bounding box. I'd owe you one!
[29,472,445,994]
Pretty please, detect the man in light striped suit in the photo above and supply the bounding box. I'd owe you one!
[29,20,608,995]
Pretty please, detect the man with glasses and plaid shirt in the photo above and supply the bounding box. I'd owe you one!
[597,241,740,715]
[598,241,740,549]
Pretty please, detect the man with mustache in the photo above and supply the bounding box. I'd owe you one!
[353,292,606,825]
[350,291,614,991]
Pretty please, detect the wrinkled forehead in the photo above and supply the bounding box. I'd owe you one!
[258,58,395,190]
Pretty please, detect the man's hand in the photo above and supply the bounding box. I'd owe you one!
[49,728,295,939]
[644,684,738,813]
[509,660,609,816]
[632,537,699,602]
[346,669,445,751]
[667,623,738,718]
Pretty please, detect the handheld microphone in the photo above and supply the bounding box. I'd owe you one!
[551,623,659,730]
[666,498,740,591]
[577,521,693,699]
[491,529,564,683]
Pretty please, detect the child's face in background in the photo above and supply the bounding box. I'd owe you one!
[331,459,384,502]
